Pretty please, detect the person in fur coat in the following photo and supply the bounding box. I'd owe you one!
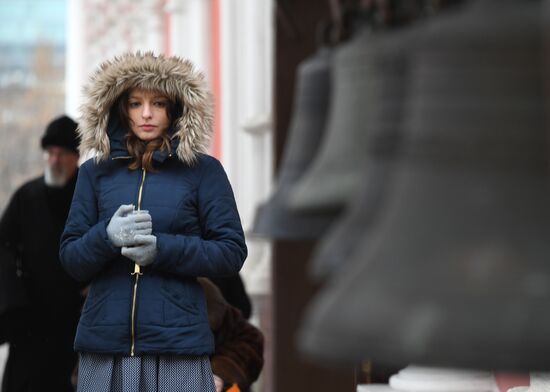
[200,278,263,392]
[59,52,247,392]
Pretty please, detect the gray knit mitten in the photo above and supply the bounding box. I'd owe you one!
[106,205,152,247]
[121,234,157,267]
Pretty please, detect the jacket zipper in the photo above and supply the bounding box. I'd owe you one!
[130,167,147,356]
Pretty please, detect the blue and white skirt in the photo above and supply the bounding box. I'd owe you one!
[77,353,216,392]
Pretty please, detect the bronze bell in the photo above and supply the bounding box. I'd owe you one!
[299,0,550,371]
[308,21,423,279]
[288,27,384,212]
[309,0,463,279]
[288,1,424,213]
[309,161,393,279]
[251,49,337,239]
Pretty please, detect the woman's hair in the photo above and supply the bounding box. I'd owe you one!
[115,89,181,171]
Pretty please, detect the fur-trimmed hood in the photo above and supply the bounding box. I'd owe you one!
[78,52,214,165]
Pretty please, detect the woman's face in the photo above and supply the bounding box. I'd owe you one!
[127,88,171,142]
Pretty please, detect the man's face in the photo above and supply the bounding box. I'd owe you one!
[44,146,79,187]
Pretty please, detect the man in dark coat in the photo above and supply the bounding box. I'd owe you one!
[0,115,84,392]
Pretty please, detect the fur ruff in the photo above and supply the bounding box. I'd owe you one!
[78,52,214,165]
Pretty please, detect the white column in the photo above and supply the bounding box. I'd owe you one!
[166,0,211,76]
[65,0,85,118]
[219,0,274,295]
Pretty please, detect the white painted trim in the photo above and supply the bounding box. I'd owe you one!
[219,0,274,295]
[65,0,85,118]
[167,0,212,80]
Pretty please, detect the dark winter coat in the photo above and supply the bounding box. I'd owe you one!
[0,174,83,392]
[59,52,247,357]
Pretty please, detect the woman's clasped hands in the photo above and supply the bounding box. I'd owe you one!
[106,204,157,266]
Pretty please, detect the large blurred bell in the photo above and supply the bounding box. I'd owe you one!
[251,49,336,239]
[286,28,384,211]
[288,2,422,212]
[299,0,550,371]
[309,161,390,279]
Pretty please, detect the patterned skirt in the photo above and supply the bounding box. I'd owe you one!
[77,353,216,392]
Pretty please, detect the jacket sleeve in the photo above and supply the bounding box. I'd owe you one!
[152,158,247,277]
[59,162,120,282]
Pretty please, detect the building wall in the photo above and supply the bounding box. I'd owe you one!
[0,0,67,210]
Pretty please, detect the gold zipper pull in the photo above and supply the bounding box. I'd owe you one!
[131,263,142,276]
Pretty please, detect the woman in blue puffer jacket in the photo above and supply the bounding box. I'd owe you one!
[59,52,247,392]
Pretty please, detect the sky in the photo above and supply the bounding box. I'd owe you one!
[0,0,66,46]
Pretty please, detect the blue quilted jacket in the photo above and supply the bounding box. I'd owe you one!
[59,53,247,356]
